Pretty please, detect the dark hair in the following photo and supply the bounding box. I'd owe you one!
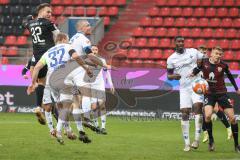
[198,45,207,50]
[36,3,51,15]
[174,36,184,42]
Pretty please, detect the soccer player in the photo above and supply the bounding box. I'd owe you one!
[197,45,232,142]
[25,3,60,124]
[28,32,91,144]
[82,45,115,135]
[167,36,204,151]
[69,20,111,139]
[191,46,240,152]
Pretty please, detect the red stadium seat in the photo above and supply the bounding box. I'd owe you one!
[233,18,240,27]
[182,8,193,17]
[229,62,239,70]
[168,0,178,6]
[148,38,159,47]
[214,28,225,38]
[135,38,147,47]
[223,50,234,60]
[159,38,171,48]
[132,27,143,37]
[156,60,167,68]
[178,0,190,6]
[179,28,190,37]
[74,7,85,16]
[86,7,97,16]
[160,7,171,16]
[225,29,237,38]
[95,0,104,6]
[217,8,228,17]
[222,18,233,28]
[132,59,144,68]
[205,8,216,17]
[7,46,18,56]
[1,57,8,64]
[108,7,119,16]
[201,0,212,6]
[144,27,155,37]
[148,7,159,16]
[64,6,74,15]
[202,28,213,38]
[105,0,115,6]
[116,0,126,6]
[0,46,7,55]
[155,27,167,37]
[163,49,174,59]
[219,39,230,49]
[199,18,209,27]
[184,39,194,48]
[163,17,174,26]
[212,0,224,6]
[152,17,163,26]
[140,17,151,26]
[209,18,221,27]
[186,18,197,27]
[156,0,166,6]
[167,28,178,37]
[175,17,185,27]
[125,37,135,45]
[17,36,27,46]
[62,0,73,5]
[171,7,182,16]
[229,8,239,17]
[193,8,205,17]
[99,7,107,16]
[103,16,110,25]
[72,0,83,5]
[191,28,201,38]
[236,0,240,6]
[207,39,218,48]
[151,49,162,59]
[190,0,200,6]
[194,39,206,48]
[235,51,240,60]
[128,49,139,59]
[23,29,30,36]
[51,0,62,5]
[53,6,64,15]
[224,0,234,6]
[139,49,151,59]
[231,40,240,49]
[4,35,16,45]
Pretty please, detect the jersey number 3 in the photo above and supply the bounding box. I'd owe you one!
[31,27,45,43]
[49,48,66,67]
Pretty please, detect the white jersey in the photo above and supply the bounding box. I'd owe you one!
[69,32,91,56]
[167,48,203,89]
[40,43,74,84]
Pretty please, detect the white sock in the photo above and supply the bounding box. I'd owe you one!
[101,114,106,129]
[64,121,72,133]
[45,111,54,132]
[72,108,84,131]
[56,119,64,133]
[181,120,190,146]
[195,114,202,141]
[92,110,99,127]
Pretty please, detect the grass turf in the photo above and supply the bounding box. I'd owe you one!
[0,113,239,160]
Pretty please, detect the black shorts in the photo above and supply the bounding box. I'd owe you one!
[30,55,48,78]
[204,93,233,109]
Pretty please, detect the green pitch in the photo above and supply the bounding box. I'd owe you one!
[0,113,239,160]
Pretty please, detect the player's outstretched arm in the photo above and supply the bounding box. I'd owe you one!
[225,65,239,94]
[167,68,181,80]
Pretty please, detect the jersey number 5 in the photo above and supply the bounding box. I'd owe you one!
[49,48,66,67]
[31,27,45,43]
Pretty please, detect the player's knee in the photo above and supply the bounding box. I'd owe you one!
[181,112,189,121]
[205,114,212,122]
[43,104,52,112]
[229,116,236,124]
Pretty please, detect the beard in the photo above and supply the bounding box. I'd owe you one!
[176,48,184,54]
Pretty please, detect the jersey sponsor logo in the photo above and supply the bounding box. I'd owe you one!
[218,67,222,72]
[207,72,217,83]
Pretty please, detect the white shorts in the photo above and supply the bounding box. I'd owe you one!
[180,87,204,109]
[82,96,91,113]
[90,81,106,104]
